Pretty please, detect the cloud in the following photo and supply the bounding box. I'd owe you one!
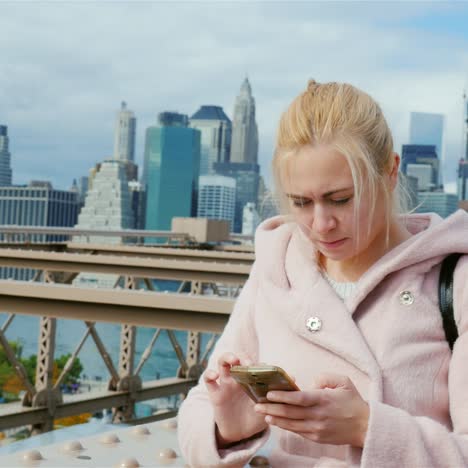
[0,1,467,190]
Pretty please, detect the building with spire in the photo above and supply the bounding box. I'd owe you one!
[114,101,136,162]
[0,125,13,186]
[113,101,138,182]
[189,106,231,175]
[230,78,258,164]
[210,78,261,232]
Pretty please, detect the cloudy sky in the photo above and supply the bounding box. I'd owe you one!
[1,1,468,192]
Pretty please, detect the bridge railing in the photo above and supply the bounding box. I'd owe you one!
[0,244,252,436]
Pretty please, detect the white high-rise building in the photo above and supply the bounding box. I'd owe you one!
[197,175,236,230]
[257,175,279,221]
[74,160,134,243]
[242,202,260,237]
[407,163,434,192]
[113,101,136,162]
[73,160,134,288]
[0,126,13,185]
[189,106,231,175]
[230,78,258,164]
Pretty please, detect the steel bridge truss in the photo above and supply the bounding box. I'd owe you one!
[0,245,251,433]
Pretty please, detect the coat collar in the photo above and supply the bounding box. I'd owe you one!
[262,227,382,390]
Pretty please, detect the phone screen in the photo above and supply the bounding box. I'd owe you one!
[230,365,299,403]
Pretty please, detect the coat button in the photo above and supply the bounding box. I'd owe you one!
[399,291,414,305]
[306,316,322,332]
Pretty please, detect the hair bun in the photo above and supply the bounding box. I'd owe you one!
[307,79,319,92]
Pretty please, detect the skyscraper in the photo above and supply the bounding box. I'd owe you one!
[74,160,134,244]
[113,102,136,162]
[0,181,79,280]
[0,181,79,230]
[401,144,439,190]
[458,96,468,201]
[416,192,458,218]
[230,78,258,164]
[73,160,134,288]
[189,106,231,175]
[406,164,434,192]
[113,102,138,182]
[0,125,13,186]
[409,112,444,184]
[257,175,279,221]
[242,202,260,236]
[459,159,468,201]
[197,175,236,230]
[213,161,260,233]
[143,112,201,232]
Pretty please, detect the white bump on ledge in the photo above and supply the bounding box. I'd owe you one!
[63,440,84,453]
[161,419,177,430]
[158,447,177,465]
[132,425,151,436]
[21,449,43,462]
[99,433,121,444]
[116,457,140,468]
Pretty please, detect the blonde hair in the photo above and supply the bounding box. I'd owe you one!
[272,79,410,246]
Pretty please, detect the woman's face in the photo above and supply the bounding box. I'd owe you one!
[282,143,389,263]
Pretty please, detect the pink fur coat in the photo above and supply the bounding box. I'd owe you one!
[178,210,468,467]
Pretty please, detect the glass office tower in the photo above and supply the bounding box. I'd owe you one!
[143,112,201,233]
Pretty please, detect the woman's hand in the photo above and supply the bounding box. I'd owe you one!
[254,373,369,448]
[204,352,268,447]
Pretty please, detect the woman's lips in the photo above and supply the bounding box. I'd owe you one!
[318,238,347,249]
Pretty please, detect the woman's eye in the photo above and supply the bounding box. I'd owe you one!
[330,197,351,205]
[292,199,311,207]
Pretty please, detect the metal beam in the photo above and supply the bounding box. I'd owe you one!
[0,249,251,284]
[0,226,191,241]
[66,243,255,263]
[0,377,196,431]
[0,241,255,254]
[0,281,232,333]
[0,226,254,244]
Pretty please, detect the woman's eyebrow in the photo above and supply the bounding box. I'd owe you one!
[286,187,353,199]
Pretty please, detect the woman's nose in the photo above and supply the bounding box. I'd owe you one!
[313,207,336,234]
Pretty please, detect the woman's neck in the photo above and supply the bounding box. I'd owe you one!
[322,220,412,283]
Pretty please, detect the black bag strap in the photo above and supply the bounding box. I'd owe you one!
[438,253,463,351]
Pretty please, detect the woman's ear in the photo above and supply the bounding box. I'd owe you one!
[388,153,400,190]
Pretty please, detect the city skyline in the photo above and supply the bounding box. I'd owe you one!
[1,2,468,194]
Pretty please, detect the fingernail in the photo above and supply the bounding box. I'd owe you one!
[265,415,273,424]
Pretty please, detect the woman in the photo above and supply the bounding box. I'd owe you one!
[178,80,468,467]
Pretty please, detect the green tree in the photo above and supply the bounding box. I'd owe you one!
[0,341,83,397]
[54,353,83,385]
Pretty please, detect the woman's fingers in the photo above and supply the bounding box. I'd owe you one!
[264,415,312,434]
[217,352,241,378]
[255,402,321,421]
[266,390,322,407]
[204,369,219,383]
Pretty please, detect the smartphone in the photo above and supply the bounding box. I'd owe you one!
[230,365,299,403]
